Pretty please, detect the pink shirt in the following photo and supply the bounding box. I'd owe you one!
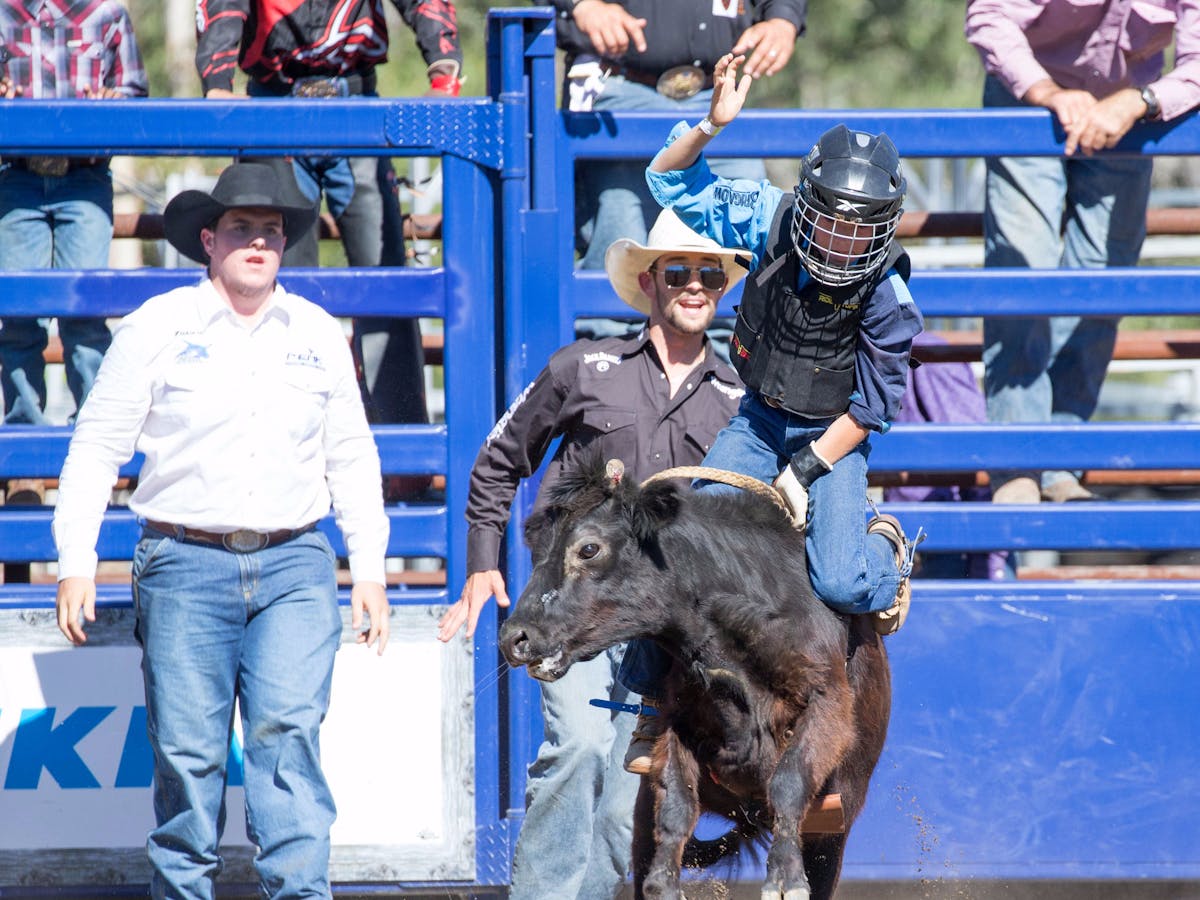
[965,0,1200,121]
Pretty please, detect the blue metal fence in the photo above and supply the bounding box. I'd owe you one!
[0,5,1197,891]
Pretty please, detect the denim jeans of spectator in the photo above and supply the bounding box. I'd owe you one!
[980,75,1152,493]
[620,393,897,696]
[132,528,343,900]
[510,644,640,900]
[0,164,113,422]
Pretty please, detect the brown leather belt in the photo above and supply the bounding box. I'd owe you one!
[145,519,319,553]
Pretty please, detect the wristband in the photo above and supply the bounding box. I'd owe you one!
[430,73,462,96]
[788,444,832,488]
[427,61,462,97]
[697,117,723,137]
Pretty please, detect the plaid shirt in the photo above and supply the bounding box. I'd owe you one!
[0,0,148,99]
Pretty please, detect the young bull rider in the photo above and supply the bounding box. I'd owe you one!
[619,52,926,774]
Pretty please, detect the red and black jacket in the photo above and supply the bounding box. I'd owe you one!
[196,0,461,93]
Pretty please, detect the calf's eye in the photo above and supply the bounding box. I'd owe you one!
[578,542,601,560]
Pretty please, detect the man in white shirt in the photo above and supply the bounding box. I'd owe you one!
[52,161,390,899]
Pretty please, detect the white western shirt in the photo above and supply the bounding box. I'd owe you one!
[53,279,389,585]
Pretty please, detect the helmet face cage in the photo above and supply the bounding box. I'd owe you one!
[790,127,906,287]
[790,183,901,287]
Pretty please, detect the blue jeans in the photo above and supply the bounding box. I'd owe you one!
[576,76,767,270]
[0,164,113,422]
[132,528,343,900]
[981,76,1152,492]
[510,644,640,900]
[620,393,900,697]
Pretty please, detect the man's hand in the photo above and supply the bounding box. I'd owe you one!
[82,86,125,100]
[1062,88,1145,156]
[573,0,648,58]
[204,88,248,100]
[732,18,798,79]
[0,77,23,99]
[56,576,97,646]
[351,581,390,655]
[437,569,509,643]
[708,53,754,127]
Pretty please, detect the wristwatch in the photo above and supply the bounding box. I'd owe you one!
[1140,86,1162,122]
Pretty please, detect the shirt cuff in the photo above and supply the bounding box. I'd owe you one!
[57,549,99,581]
[348,553,387,588]
[467,527,503,575]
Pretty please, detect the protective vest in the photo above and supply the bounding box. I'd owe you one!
[730,201,910,418]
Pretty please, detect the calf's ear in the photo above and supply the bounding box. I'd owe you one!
[628,481,682,544]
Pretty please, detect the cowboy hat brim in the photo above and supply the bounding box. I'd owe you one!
[163,163,319,264]
[604,235,751,315]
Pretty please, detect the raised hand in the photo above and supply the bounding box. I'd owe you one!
[709,53,754,127]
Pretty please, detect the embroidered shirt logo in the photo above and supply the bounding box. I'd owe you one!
[710,378,745,400]
[286,349,325,369]
[584,351,623,373]
[174,341,210,364]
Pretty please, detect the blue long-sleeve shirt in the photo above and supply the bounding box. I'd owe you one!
[646,121,923,432]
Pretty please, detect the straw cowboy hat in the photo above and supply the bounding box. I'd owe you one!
[604,208,752,315]
[163,162,318,264]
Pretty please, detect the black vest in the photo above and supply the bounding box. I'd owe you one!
[730,201,910,418]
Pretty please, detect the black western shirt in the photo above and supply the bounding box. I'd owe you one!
[548,0,807,75]
[466,329,744,574]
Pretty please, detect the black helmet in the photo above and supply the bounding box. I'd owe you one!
[790,124,906,287]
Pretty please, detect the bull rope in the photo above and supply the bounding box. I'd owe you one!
[639,466,793,517]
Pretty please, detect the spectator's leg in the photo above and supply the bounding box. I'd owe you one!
[981,152,1066,495]
[981,76,1072,499]
[269,157,322,268]
[343,157,431,500]
[48,166,115,418]
[510,647,637,900]
[1034,155,1154,496]
[377,158,408,268]
[337,156,384,267]
[0,167,55,424]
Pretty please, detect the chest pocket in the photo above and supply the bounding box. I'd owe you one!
[154,364,228,432]
[278,364,332,442]
[578,405,639,465]
[1124,2,1177,61]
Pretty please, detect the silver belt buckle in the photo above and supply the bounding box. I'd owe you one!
[293,78,340,98]
[223,529,269,553]
[656,65,705,100]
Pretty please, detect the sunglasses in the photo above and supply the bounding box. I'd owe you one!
[653,264,728,291]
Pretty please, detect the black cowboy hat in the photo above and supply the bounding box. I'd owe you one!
[163,162,318,264]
